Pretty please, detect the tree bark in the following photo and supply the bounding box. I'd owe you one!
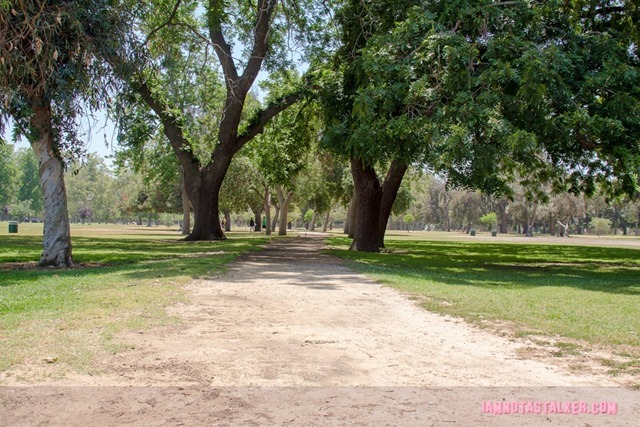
[349,158,382,252]
[322,206,332,233]
[348,187,357,239]
[224,209,231,232]
[182,151,232,240]
[343,197,352,235]
[376,160,408,248]
[271,201,279,232]
[181,170,190,235]
[29,98,73,267]
[349,158,408,251]
[310,210,317,231]
[263,188,271,236]
[276,186,293,236]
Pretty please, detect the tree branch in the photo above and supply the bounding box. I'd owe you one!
[240,0,279,91]
[207,0,239,82]
[235,91,302,149]
[134,79,200,169]
[144,0,182,46]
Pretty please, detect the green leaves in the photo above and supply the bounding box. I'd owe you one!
[335,0,640,198]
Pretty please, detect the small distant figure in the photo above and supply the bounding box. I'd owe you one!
[262,216,267,233]
[249,218,255,232]
[221,218,226,228]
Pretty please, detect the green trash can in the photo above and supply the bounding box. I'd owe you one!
[470,229,476,236]
[491,230,497,237]
[8,221,18,233]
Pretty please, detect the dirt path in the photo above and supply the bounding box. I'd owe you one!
[2,237,638,426]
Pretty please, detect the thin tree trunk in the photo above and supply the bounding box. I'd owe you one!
[264,188,271,236]
[224,209,231,232]
[348,187,357,239]
[29,98,73,267]
[343,198,352,235]
[276,186,293,236]
[322,206,332,233]
[271,204,279,232]
[310,210,317,231]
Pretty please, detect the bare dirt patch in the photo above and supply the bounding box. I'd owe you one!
[1,236,638,426]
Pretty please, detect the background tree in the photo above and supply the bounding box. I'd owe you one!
[249,89,326,235]
[66,154,118,223]
[111,0,325,242]
[0,144,17,217]
[589,217,612,237]
[480,213,498,232]
[15,148,43,221]
[402,213,415,231]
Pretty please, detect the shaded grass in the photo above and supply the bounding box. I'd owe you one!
[326,237,640,356]
[0,225,268,379]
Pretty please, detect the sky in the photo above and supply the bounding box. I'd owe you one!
[4,112,118,168]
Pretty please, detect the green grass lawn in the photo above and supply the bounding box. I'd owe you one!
[0,223,267,380]
[327,236,640,378]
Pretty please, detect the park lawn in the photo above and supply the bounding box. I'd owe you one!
[0,224,268,380]
[326,236,640,377]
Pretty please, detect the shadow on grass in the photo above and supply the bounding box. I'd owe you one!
[326,238,640,296]
[0,236,268,288]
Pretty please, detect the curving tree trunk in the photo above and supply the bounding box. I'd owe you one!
[322,206,332,232]
[182,153,232,241]
[350,158,408,252]
[376,161,408,248]
[29,98,73,267]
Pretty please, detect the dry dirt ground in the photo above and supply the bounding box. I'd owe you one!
[1,236,639,426]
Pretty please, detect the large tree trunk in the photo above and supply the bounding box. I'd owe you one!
[349,158,382,252]
[276,186,293,236]
[181,171,190,235]
[29,98,73,267]
[183,152,232,241]
[349,158,408,252]
[376,160,408,248]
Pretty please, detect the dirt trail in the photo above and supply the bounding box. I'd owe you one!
[2,237,638,426]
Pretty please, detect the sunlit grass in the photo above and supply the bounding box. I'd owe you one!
[0,223,268,379]
[326,237,640,359]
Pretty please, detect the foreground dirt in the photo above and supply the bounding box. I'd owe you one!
[1,237,638,426]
